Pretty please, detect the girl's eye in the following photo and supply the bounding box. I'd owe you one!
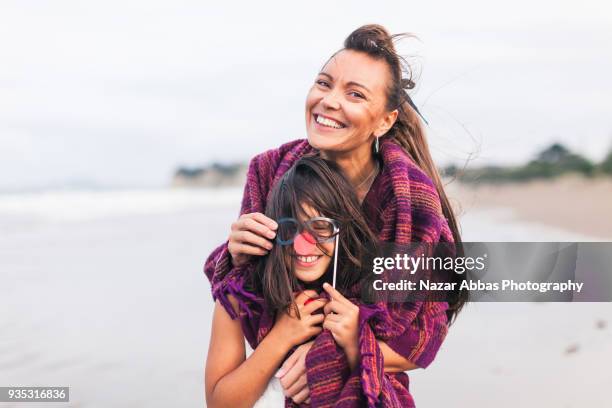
[349,91,365,99]
[316,79,330,87]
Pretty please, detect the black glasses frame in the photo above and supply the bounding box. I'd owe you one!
[275,216,340,246]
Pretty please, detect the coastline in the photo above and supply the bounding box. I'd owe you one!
[446,175,612,240]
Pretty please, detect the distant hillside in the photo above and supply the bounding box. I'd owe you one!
[172,162,247,187]
[446,142,612,184]
[173,142,612,188]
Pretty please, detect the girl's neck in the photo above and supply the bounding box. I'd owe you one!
[300,280,323,291]
[299,269,333,292]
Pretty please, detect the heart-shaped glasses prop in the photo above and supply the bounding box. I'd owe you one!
[275,217,340,288]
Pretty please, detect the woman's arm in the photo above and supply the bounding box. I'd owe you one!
[204,140,312,282]
[278,335,418,403]
[205,299,290,408]
[378,341,418,372]
[344,340,420,372]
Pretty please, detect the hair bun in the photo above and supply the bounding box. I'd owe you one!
[344,24,394,53]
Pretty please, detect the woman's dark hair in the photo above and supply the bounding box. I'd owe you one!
[249,155,378,315]
[339,24,468,322]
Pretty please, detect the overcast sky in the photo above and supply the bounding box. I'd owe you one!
[1,0,611,189]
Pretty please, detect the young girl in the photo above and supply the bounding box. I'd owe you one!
[205,155,380,407]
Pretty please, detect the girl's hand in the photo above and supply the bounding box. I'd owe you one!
[271,290,327,350]
[322,283,360,369]
[228,212,278,267]
[276,340,313,404]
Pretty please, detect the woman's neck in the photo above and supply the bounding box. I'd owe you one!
[321,143,377,201]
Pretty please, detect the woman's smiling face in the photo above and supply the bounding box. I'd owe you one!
[305,49,394,155]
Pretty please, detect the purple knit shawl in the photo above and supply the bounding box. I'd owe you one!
[204,138,453,407]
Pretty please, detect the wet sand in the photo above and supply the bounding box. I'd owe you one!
[446,175,612,240]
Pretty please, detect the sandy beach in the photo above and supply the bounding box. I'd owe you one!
[446,175,612,240]
[0,187,610,407]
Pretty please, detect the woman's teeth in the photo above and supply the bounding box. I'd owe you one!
[315,114,345,129]
[297,255,321,263]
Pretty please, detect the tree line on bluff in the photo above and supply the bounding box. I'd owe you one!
[173,142,612,186]
[445,143,612,183]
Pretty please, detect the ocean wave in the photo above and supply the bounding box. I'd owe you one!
[0,188,243,223]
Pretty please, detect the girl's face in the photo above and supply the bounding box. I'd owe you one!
[305,49,397,156]
[289,205,335,284]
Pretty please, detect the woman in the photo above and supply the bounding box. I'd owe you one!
[204,24,466,406]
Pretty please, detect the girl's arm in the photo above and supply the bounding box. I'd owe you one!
[205,292,327,408]
[205,300,288,408]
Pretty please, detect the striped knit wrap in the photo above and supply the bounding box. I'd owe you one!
[204,138,453,407]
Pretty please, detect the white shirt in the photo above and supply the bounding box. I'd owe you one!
[253,377,285,407]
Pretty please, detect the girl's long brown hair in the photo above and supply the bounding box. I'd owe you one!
[342,24,468,322]
[249,155,378,316]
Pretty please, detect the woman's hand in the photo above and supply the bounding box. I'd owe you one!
[270,290,327,350]
[276,340,314,404]
[228,212,278,267]
[322,282,360,369]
